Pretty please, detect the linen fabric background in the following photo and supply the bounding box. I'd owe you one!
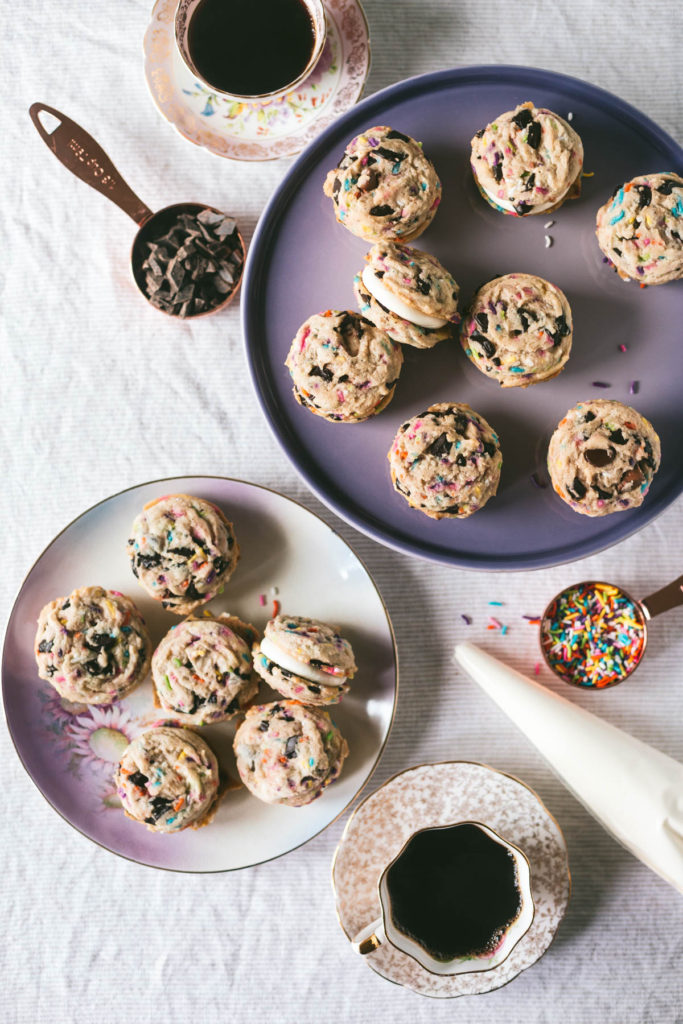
[1,1,682,1021]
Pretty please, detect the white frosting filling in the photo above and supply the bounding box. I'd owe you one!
[260,637,346,687]
[479,177,572,214]
[361,265,448,329]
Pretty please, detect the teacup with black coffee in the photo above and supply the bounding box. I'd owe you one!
[175,0,327,101]
[352,821,534,975]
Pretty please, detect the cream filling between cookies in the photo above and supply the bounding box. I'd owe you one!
[479,177,572,214]
[260,638,347,688]
[361,266,448,329]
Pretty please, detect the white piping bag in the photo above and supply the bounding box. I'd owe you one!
[454,642,683,895]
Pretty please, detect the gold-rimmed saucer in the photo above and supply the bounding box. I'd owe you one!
[331,761,570,998]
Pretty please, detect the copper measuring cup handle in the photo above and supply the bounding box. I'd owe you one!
[29,103,153,227]
[640,575,683,621]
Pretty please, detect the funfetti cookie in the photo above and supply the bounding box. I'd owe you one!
[471,101,583,216]
[548,400,661,517]
[353,242,460,350]
[35,585,151,705]
[461,273,572,387]
[252,614,356,706]
[233,701,348,807]
[388,403,502,519]
[285,310,403,423]
[152,614,259,724]
[127,494,239,615]
[323,126,441,242]
[114,725,220,833]
[596,172,683,285]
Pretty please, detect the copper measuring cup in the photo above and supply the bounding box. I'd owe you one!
[28,103,244,317]
[539,574,683,689]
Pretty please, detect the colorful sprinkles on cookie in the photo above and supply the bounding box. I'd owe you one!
[541,582,646,688]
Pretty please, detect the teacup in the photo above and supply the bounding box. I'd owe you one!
[351,821,534,976]
[175,0,327,103]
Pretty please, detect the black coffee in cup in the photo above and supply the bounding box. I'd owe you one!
[386,823,522,961]
[187,0,316,96]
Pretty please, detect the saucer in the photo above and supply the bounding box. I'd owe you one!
[143,0,371,161]
[331,762,570,997]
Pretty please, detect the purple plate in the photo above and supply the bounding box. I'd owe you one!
[3,478,397,872]
[242,65,683,569]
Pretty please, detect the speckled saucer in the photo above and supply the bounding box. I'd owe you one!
[332,762,570,997]
[143,0,370,161]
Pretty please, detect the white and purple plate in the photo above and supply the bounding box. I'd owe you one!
[2,477,397,872]
[242,65,683,569]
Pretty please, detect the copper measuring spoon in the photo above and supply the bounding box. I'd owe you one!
[539,574,683,689]
[29,103,244,317]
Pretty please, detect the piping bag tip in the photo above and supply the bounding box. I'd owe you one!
[454,642,683,896]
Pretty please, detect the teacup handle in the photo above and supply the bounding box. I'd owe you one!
[351,917,385,956]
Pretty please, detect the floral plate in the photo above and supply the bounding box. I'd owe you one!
[143,0,370,160]
[332,762,570,997]
[3,477,397,872]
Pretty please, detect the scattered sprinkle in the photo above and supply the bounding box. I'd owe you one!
[630,380,640,395]
[591,381,611,388]
[618,344,627,352]
[271,586,279,596]
[582,171,595,178]
[272,599,281,616]
[540,581,645,688]
[567,112,574,121]
[534,662,541,676]
[259,594,266,607]
[544,234,553,248]
[544,219,555,229]
[489,617,502,628]
[488,601,504,606]
[461,614,472,625]
[501,625,509,636]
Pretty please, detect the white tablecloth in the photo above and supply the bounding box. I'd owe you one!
[2,2,682,1021]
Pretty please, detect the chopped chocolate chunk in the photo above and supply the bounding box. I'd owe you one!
[512,108,533,129]
[567,476,587,500]
[482,441,497,458]
[476,336,497,358]
[370,204,394,216]
[474,128,485,139]
[635,184,652,209]
[386,129,411,142]
[525,121,541,149]
[38,639,53,653]
[474,311,489,332]
[656,179,678,196]
[137,552,161,570]
[522,172,536,193]
[149,796,173,821]
[609,429,627,445]
[374,146,403,163]
[619,467,644,492]
[584,411,596,422]
[309,364,334,382]
[593,486,613,500]
[425,432,451,458]
[84,633,117,651]
[584,447,616,467]
[258,719,270,732]
[84,659,111,676]
[492,161,503,183]
[284,736,298,759]
[128,771,149,788]
[416,275,431,295]
[515,201,531,215]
